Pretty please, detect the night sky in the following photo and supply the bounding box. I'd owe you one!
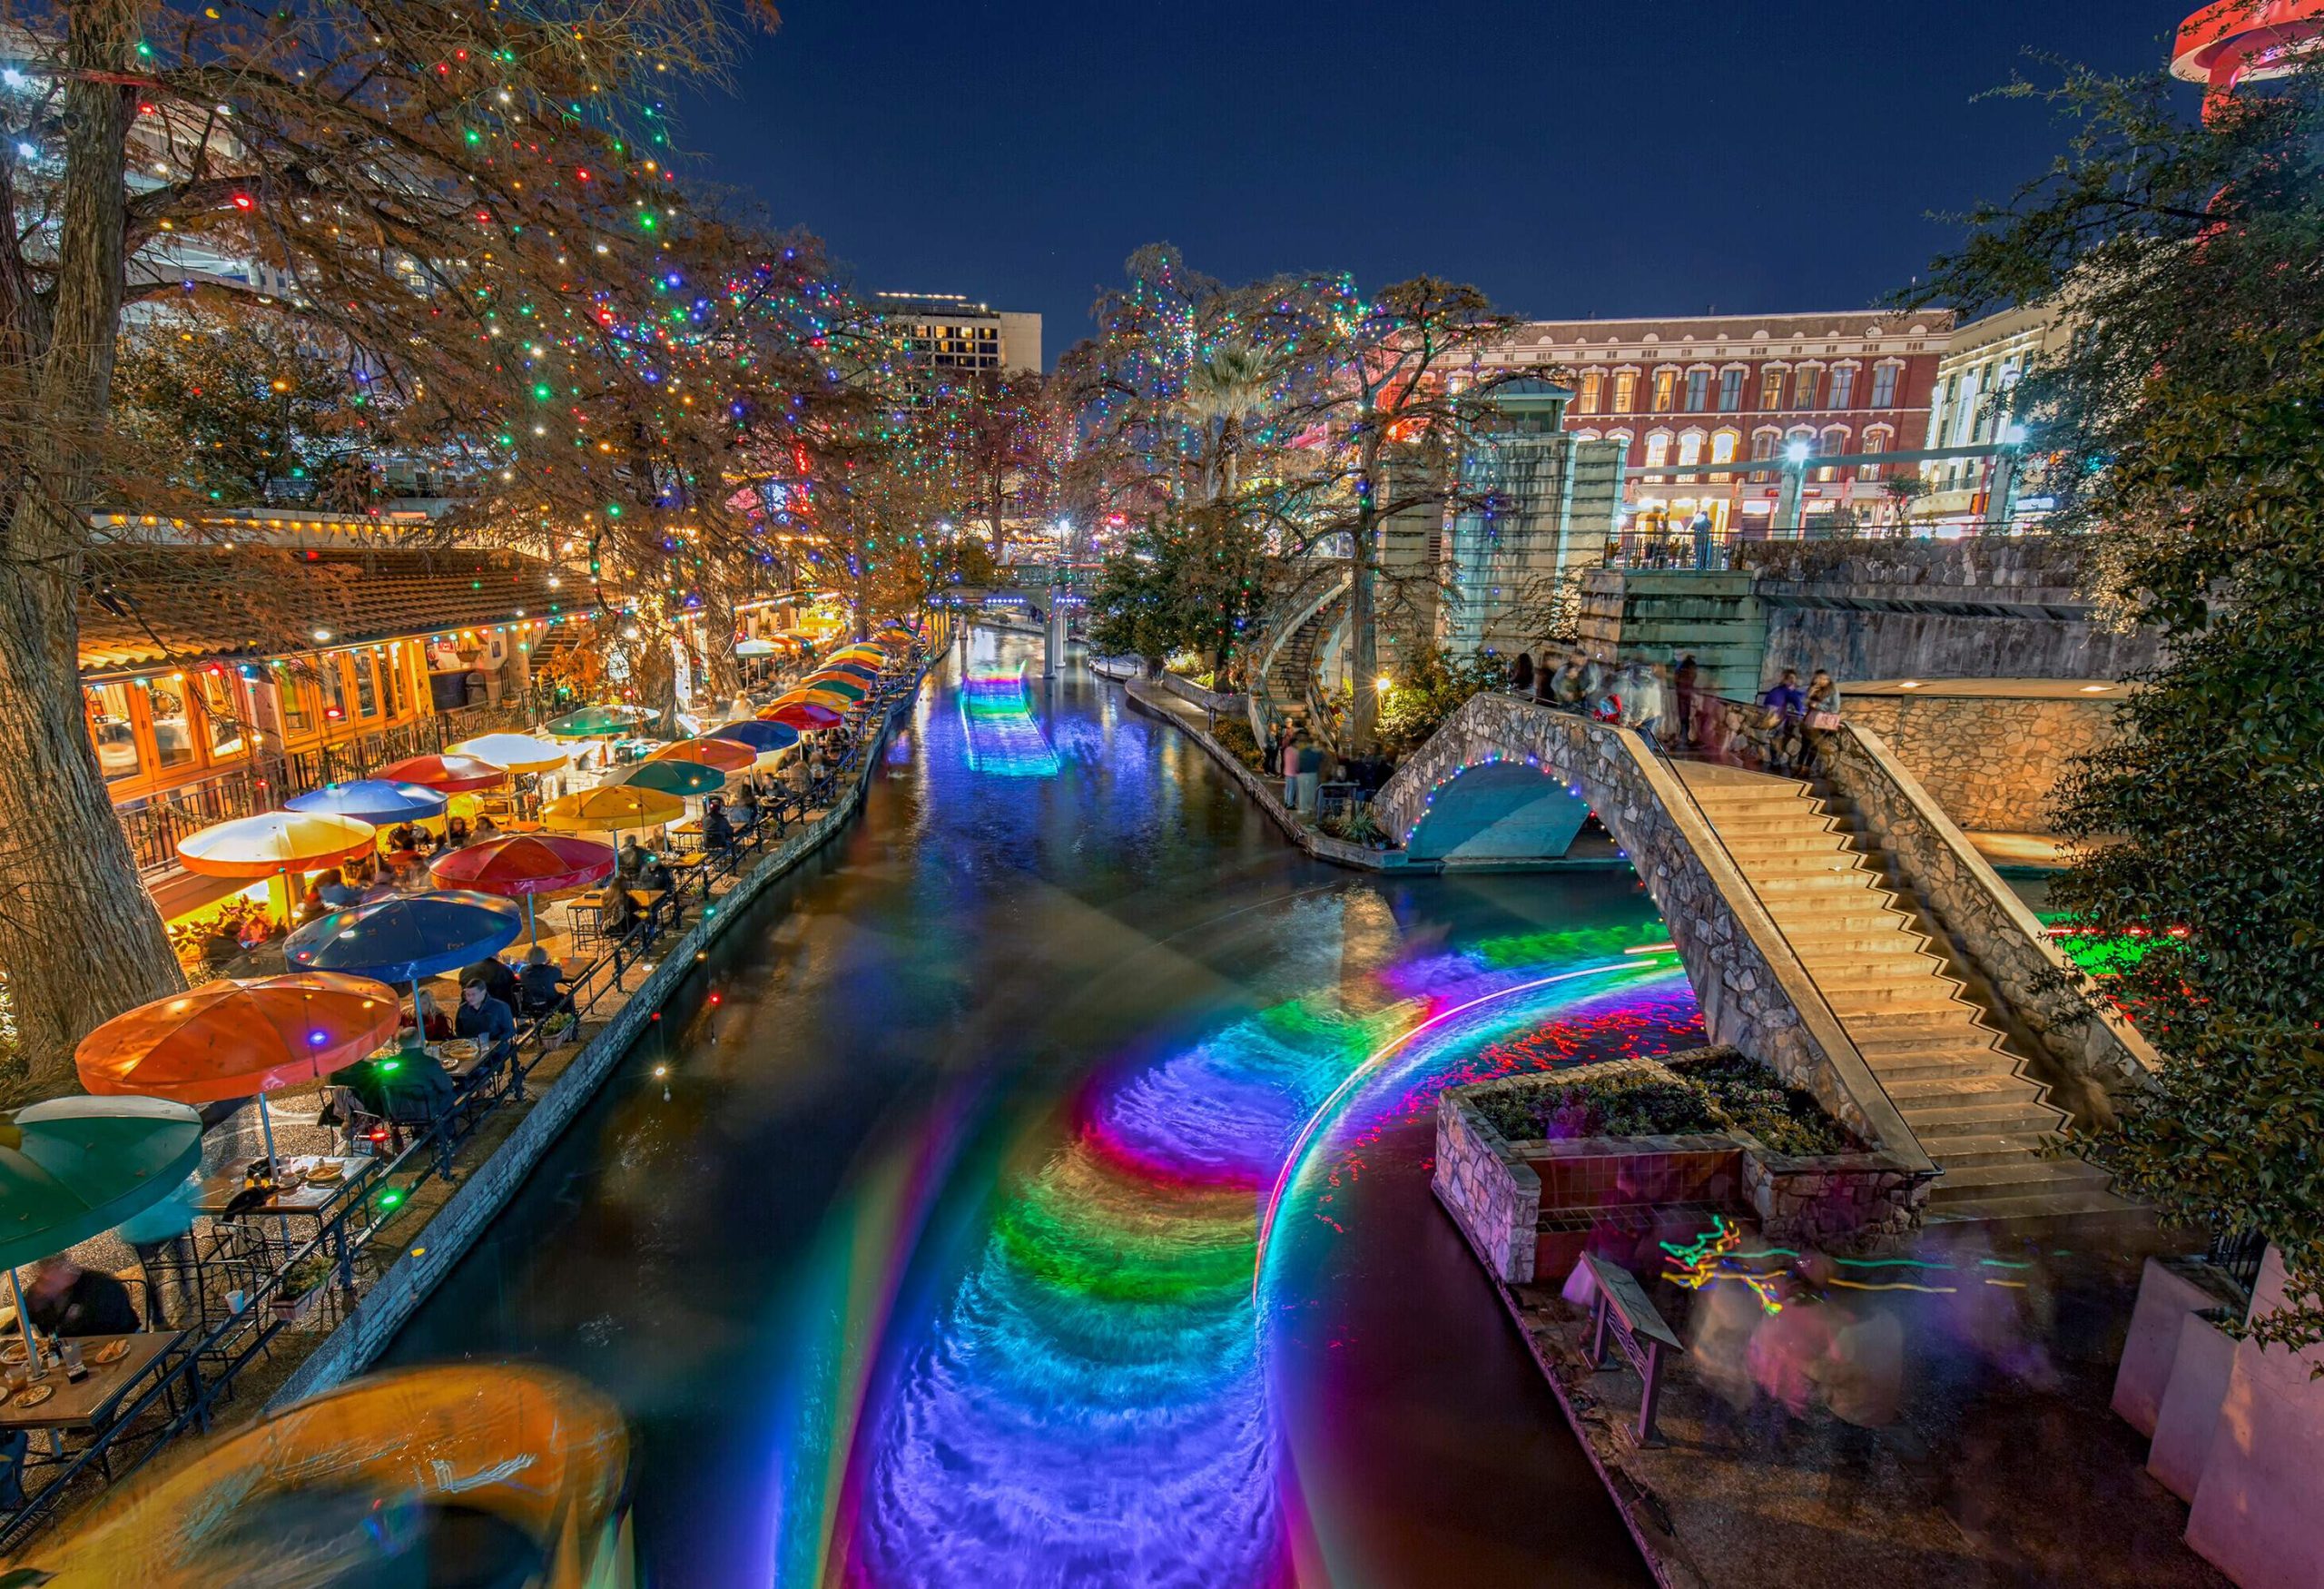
[674,1,2197,364]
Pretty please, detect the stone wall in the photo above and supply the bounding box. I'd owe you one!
[1820,721,2159,1120]
[1579,568,1765,699]
[1379,693,1931,1171]
[1841,693,2118,834]
[1433,1086,1544,1283]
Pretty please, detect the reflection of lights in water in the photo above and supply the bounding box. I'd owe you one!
[844,928,1702,1585]
[959,670,1060,776]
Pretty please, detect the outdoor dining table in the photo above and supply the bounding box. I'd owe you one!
[0,1330,187,1456]
[193,1154,379,1293]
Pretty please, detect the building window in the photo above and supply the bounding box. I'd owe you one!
[319,660,347,724]
[85,683,143,783]
[1643,431,1672,469]
[1827,366,1856,410]
[195,673,244,759]
[1870,361,1901,408]
[148,679,198,773]
[350,654,379,719]
[1718,369,1744,412]
[1576,371,1601,415]
[1751,429,1778,460]
[1608,431,1634,458]
[1760,368,1786,410]
[1611,370,1638,412]
[1793,366,1822,409]
[276,672,313,735]
[1676,430,1705,466]
[1710,429,1738,465]
[379,648,404,717]
[1650,369,1677,411]
[1685,370,1709,411]
[1861,426,1893,479]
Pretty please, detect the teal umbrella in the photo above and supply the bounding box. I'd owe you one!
[603,759,724,798]
[545,706,653,740]
[0,1096,203,1367]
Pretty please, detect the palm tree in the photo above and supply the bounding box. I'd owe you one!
[1181,340,1277,502]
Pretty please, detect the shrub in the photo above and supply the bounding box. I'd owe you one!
[1209,716,1269,774]
[1470,1057,1853,1156]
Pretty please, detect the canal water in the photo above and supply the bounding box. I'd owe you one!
[386,630,1703,1587]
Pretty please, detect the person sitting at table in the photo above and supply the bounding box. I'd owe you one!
[701,797,735,854]
[734,784,761,828]
[600,878,642,942]
[441,814,472,852]
[466,953,522,1012]
[455,972,518,1065]
[615,835,647,882]
[398,986,455,1045]
[517,946,574,1044]
[22,1254,139,1338]
[316,865,359,911]
[385,824,418,858]
[473,812,501,841]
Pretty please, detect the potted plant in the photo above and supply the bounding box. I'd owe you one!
[271,1256,332,1323]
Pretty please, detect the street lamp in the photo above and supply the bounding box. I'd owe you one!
[1784,439,1812,466]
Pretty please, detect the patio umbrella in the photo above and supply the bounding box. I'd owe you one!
[733,638,778,658]
[704,719,799,755]
[177,809,377,923]
[176,811,375,878]
[803,676,870,702]
[0,1095,203,1372]
[76,973,399,1176]
[819,662,881,685]
[284,892,524,1019]
[540,784,684,834]
[448,733,568,775]
[284,780,448,826]
[760,700,843,731]
[429,834,616,943]
[544,706,651,740]
[375,752,507,793]
[603,758,725,798]
[650,737,756,774]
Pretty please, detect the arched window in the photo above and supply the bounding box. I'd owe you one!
[1650,368,1679,412]
[1685,369,1711,411]
[1759,366,1787,411]
[1710,429,1738,465]
[1643,431,1672,469]
[1608,430,1635,459]
[1859,425,1893,479]
[1718,368,1746,412]
[1676,430,1705,467]
[1868,360,1902,408]
[1576,370,1602,415]
[1827,365,1856,410]
[1611,370,1639,412]
[1793,365,1824,409]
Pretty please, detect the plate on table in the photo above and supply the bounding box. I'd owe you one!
[307,1162,345,1186]
[13,1382,52,1408]
[0,1341,24,1367]
[439,1039,478,1065]
[88,1338,129,1367]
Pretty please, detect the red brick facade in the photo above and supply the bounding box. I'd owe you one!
[1467,310,1955,530]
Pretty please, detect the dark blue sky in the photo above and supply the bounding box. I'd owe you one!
[675,1,2194,365]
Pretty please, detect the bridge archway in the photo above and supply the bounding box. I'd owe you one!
[1401,759,1591,864]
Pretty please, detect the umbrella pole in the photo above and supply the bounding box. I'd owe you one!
[527,893,539,946]
[10,1266,41,1371]
[410,978,424,1040]
[257,1093,281,1179]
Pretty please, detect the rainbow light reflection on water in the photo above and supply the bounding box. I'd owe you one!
[807,923,1702,1586]
[959,670,1062,777]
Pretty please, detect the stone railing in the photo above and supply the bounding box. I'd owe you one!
[1820,721,2160,1116]
[1377,693,1933,1172]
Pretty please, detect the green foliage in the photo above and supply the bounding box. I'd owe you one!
[1472,1057,1852,1156]
[1918,57,2324,1346]
[1207,715,1269,775]
[1085,515,1271,670]
[1373,645,1503,758]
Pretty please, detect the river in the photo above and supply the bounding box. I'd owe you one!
[386,629,1701,1587]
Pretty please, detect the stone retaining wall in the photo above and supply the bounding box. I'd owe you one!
[1433,1086,1543,1282]
[1378,694,1930,1170]
[264,680,924,1412]
[1820,721,2158,1119]
[1840,693,2115,834]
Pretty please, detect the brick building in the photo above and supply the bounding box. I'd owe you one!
[1464,310,1955,536]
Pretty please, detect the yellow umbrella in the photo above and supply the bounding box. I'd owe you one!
[448,732,568,775]
[540,784,684,833]
[176,810,377,924]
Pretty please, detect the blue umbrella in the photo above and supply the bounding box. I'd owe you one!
[286,779,448,826]
[705,719,799,754]
[285,891,524,1036]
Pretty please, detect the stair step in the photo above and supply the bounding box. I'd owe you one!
[1766,909,1921,936]
[1900,1097,2067,1133]
[1867,1051,2026,1085]
[1831,1001,1988,1029]
[1924,1186,2148,1231]
[1722,851,1867,875]
[1748,873,1890,898]
[1910,1130,2061,1168]
[1883,1072,2047,1104]
[1928,1159,2110,1199]
[1850,1024,2007,1059]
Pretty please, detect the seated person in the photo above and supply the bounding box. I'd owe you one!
[315,866,359,911]
[335,1045,458,1123]
[615,836,647,882]
[516,945,569,1018]
[200,918,244,972]
[455,974,518,1065]
[701,798,735,853]
[22,1255,139,1338]
[441,815,471,852]
[397,986,455,1045]
[466,954,522,1012]
[472,813,501,841]
[734,785,761,828]
[600,880,643,942]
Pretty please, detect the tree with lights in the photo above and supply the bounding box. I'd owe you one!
[0,0,771,1096]
[1914,56,2324,1345]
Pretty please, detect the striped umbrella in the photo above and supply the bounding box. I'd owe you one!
[430,834,617,944]
[605,758,726,797]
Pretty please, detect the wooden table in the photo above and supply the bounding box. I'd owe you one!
[665,851,706,872]
[0,1331,184,1448]
[193,1155,376,1219]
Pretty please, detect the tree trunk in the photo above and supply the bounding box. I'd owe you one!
[0,0,181,1099]
[988,465,1006,565]
[1347,429,1383,754]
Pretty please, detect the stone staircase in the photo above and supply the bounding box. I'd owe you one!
[1674,760,2135,1229]
[1253,568,1346,740]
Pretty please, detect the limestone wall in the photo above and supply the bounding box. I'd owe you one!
[1840,693,2117,834]
[1433,1088,1543,1283]
[1379,694,1932,1171]
[1821,722,2159,1117]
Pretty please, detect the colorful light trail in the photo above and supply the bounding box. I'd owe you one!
[959,669,1062,776]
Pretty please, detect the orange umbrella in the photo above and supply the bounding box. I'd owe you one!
[176,811,375,879]
[650,736,755,774]
[76,972,401,1171]
[761,700,843,730]
[375,752,508,793]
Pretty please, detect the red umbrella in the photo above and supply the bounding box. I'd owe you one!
[376,752,508,793]
[430,834,616,943]
[760,701,843,730]
[650,737,755,774]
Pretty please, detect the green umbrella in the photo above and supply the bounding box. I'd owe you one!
[603,759,725,798]
[0,1095,203,1368]
[545,706,654,739]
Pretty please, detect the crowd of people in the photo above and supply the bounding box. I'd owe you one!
[1266,722,1393,818]
[1508,648,1846,773]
